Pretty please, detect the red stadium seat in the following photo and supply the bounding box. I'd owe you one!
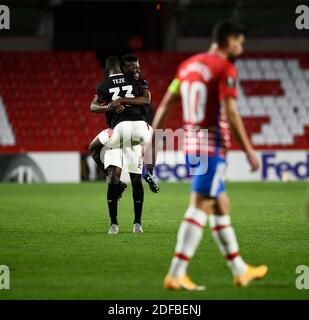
[0,50,309,151]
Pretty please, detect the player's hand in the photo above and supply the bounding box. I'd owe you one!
[246,150,260,172]
[109,100,122,107]
[107,100,124,112]
[114,105,125,113]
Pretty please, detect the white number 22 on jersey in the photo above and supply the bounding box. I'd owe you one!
[180,80,207,123]
[109,85,134,101]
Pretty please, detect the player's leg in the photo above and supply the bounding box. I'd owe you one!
[104,120,153,149]
[164,154,220,291]
[89,126,123,153]
[122,145,144,232]
[106,165,122,235]
[89,135,105,170]
[143,165,160,193]
[89,128,116,170]
[210,192,268,287]
[103,122,125,148]
[129,173,144,233]
[209,192,248,276]
[132,121,153,146]
[108,121,151,148]
[164,155,215,290]
[118,180,128,200]
[91,130,127,199]
[131,121,159,192]
[164,192,210,291]
[142,127,160,193]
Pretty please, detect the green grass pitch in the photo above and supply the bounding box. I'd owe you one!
[0,181,309,300]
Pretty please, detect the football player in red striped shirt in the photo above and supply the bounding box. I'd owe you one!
[151,21,268,290]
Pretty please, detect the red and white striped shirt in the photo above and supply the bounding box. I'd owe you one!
[169,52,237,157]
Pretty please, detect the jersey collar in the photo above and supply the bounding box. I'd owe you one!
[109,73,124,77]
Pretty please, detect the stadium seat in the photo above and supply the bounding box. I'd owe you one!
[0,51,103,151]
[134,52,309,149]
[0,50,308,151]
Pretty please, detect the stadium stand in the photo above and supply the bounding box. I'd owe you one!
[0,51,103,152]
[0,50,308,152]
[137,51,309,150]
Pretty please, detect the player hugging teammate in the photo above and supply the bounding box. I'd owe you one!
[89,54,159,235]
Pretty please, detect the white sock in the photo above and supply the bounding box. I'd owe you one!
[168,207,207,278]
[209,215,248,276]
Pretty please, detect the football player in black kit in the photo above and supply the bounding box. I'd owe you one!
[121,54,158,193]
[89,56,157,235]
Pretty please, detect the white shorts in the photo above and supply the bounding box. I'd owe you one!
[98,121,153,148]
[100,145,143,174]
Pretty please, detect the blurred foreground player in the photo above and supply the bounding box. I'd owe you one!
[151,21,268,290]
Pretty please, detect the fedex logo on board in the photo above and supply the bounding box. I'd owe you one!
[262,153,309,180]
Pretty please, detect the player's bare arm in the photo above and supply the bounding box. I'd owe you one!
[222,97,260,171]
[151,91,180,130]
[89,95,108,113]
[90,95,124,113]
[113,91,151,107]
[144,89,151,103]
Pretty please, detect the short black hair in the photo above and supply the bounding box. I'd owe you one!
[212,21,244,47]
[105,56,121,71]
[122,54,138,65]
